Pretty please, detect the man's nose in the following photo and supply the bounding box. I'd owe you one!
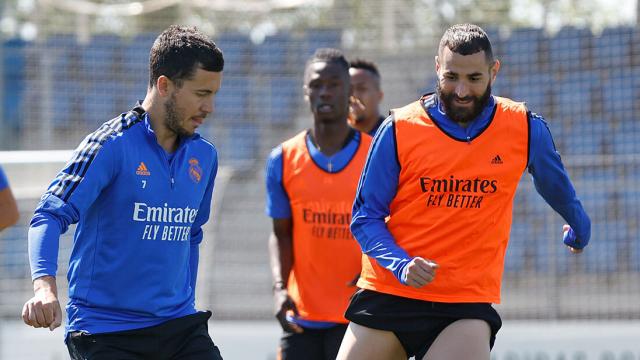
[202,99,213,114]
[455,82,470,98]
[319,85,332,98]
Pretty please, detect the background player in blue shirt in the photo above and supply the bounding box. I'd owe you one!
[22,25,225,360]
[0,165,19,231]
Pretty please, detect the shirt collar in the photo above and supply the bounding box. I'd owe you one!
[423,93,496,138]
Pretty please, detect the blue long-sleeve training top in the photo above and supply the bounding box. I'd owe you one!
[351,94,591,283]
[28,105,218,338]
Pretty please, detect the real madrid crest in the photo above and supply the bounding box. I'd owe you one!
[188,158,203,183]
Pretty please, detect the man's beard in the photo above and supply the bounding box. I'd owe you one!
[436,82,492,124]
[164,93,192,138]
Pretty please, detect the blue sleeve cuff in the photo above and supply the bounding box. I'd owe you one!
[554,201,591,246]
[563,227,588,249]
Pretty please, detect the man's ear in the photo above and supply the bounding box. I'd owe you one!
[490,59,501,83]
[156,75,174,97]
[303,85,310,103]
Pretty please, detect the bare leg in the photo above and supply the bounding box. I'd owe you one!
[336,322,407,360]
[422,319,491,360]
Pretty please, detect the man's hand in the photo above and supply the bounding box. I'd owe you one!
[563,224,584,254]
[402,257,439,288]
[22,276,62,331]
[273,287,303,333]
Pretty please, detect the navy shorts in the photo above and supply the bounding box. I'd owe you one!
[344,289,502,359]
[278,324,348,360]
[66,311,223,360]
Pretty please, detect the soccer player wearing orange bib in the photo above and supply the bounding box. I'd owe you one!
[337,24,591,360]
[266,48,371,360]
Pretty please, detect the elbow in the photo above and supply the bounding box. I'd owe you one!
[350,217,362,240]
[350,216,369,247]
[0,209,19,230]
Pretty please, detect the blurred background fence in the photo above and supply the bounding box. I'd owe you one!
[0,0,639,353]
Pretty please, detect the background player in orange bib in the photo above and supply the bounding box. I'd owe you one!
[337,24,591,360]
[265,48,372,359]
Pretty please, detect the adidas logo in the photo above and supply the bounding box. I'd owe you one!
[491,155,503,165]
[136,162,151,176]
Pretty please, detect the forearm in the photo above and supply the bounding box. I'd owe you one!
[268,232,293,289]
[349,117,411,281]
[546,196,591,242]
[528,113,591,243]
[351,216,412,282]
[28,213,62,280]
[530,148,591,242]
[533,173,590,235]
[187,165,215,291]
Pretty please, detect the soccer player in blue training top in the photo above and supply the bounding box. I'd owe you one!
[0,165,19,231]
[22,25,225,360]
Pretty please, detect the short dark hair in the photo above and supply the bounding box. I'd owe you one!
[304,48,350,83]
[149,25,224,88]
[350,58,380,79]
[438,24,494,63]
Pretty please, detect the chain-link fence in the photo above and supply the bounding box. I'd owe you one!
[0,0,639,327]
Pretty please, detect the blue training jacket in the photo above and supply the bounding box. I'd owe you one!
[28,105,218,338]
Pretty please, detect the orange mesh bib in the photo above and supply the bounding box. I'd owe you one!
[357,97,529,304]
[282,131,372,322]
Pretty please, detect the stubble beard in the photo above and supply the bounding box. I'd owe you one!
[164,93,193,138]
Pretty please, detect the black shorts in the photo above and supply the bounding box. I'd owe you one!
[278,324,348,360]
[344,289,502,359]
[67,311,223,360]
